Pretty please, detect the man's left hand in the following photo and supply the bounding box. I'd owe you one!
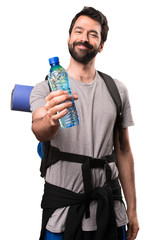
[126,209,139,239]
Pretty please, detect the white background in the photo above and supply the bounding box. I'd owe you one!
[0,0,160,239]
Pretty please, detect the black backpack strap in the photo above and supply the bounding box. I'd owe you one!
[98,71,123,150]
[45,75,52,92]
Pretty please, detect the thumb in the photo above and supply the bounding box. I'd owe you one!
[73,92,78,100]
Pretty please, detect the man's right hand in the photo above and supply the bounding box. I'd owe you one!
[31,90,78,142]
[45,90,78,127]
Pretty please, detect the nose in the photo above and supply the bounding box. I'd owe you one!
[81,32,89,42]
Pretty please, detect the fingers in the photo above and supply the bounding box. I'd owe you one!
[47,101,72,119]
[126,224,132,240]
[44,90,78,125]
[45,90,68,102]
[45,91,78,110]
[48,109,68,125]
[131,225,139,239]
[45,94,72,111]
[45,90,78,102]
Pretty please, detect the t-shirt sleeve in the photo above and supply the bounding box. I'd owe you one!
[114,79,134,128]
[121,86,134,128]
[30,81,50,113]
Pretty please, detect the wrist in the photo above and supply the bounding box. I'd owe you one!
[127,204,137,212]
[127,205,137,218]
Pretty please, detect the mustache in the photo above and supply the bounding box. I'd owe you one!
[73,41,93,50]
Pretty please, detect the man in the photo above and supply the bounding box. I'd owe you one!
[30,7,139,240]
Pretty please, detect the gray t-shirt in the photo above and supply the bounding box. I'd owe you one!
[30,71,134,233]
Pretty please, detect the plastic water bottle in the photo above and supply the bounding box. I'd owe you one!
[48,56,80,129]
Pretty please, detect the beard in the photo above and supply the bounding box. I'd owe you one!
[68,41,101,64]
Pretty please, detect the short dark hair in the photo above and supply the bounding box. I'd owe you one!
[69,7,109,44]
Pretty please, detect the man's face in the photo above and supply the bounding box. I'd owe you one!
[68,15,104,64]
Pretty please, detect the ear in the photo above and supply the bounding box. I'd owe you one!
[99,42,104,53]
[67,35,71,44]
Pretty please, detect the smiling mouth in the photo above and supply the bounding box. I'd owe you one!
[73,41,93,50]
[76,44,89,50]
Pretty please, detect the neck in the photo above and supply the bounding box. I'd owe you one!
[67,57,96,84]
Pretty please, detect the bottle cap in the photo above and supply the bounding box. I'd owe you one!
[49,57,59,65]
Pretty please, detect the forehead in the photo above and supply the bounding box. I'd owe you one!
[73,15,101,33]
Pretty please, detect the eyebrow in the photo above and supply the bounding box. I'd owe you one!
[74,26,83,31]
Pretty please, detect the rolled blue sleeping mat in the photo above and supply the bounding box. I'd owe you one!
[11,84,34,112]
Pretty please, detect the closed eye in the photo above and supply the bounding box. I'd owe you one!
[75,30,82,34]
[89,31,99,38]
[90,33,98,37]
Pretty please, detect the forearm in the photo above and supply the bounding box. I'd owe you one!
[116,149,137,211]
